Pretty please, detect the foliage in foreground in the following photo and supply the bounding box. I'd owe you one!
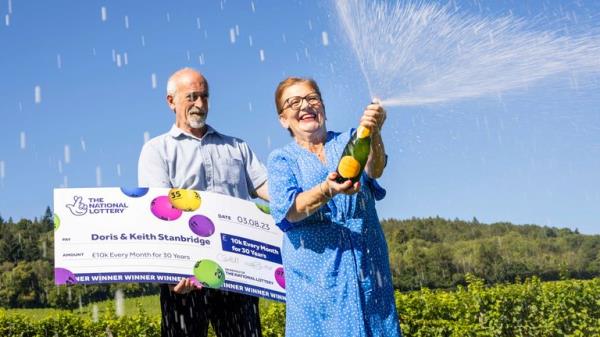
[2,276,598,337]
[0,304,160,337]
[395,275,600,337]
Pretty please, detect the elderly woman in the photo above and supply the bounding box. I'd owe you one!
[267,77,402,337]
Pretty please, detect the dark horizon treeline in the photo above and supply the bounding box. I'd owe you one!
[0,209,599,308]
[383,217,600,291]
[0,208,156,309]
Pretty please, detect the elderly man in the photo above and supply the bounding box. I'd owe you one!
[138,67,268,337]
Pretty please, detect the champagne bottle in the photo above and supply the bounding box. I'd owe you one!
[335,125,371,183]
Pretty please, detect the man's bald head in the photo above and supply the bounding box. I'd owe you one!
[166,68,209,97]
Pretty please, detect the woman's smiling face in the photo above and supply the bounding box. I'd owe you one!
[278,82,326,138]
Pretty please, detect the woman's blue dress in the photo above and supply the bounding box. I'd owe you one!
[267,129,402,337]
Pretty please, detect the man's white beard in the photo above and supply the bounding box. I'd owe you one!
[188,114,206,129]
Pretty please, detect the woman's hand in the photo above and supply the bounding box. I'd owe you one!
[362,100,387,179]
[359,100,386,133]
[285,172,360,223]
[321,172,360,198]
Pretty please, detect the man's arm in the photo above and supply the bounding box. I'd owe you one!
[139,140,201,293]
[238,140,269,201]
[255,182,269,201]
[138,141,170,187]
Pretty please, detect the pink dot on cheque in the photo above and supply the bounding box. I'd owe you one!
[274,267,285,289]
[189,215,215,237]
[151,196,182,221]
[190,276,202,288]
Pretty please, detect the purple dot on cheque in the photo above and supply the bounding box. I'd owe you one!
[151,196,183,221]
[189,215,215,237]
[120,187,149,197]
[55,268,77,285]
[274,267,285,289]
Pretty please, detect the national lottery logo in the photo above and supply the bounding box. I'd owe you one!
[65,195,128,216]
[66,196,88,216]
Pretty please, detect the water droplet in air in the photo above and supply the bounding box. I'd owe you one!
[92,304,99,322]
[151,73,157,89]
[34,85,41,104]
[230,28,236,43]
[20,131,26,150]
[64,145,71,164]
[115,289,125,317]
[100,6,107,21]
[321,31,329,46]
[96,166,102,186]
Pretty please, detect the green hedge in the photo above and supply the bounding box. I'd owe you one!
[2,277,598,337]
[395,276,600,337]
[0,305,160,337]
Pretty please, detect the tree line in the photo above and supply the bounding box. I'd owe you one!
[0,208,156,309]
[0,209,598,308]
[382,216,600,290]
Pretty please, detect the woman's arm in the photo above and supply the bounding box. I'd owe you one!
[366,129,386,179]
[285,172,359,222]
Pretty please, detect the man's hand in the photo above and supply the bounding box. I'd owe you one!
[169,277,203,294]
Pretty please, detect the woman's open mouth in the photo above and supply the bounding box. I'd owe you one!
[299,113,316,121]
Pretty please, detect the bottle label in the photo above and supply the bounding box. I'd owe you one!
[338,155,361,178]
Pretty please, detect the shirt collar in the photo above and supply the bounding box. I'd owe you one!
[168,124,219,140]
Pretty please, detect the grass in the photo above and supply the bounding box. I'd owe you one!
[4,294,281,321]
[4,295,161,320]
[3,295,282,337]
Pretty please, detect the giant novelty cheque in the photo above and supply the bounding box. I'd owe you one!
[53,187,286,302]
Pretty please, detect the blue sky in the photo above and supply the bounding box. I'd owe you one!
[0,0,599,234]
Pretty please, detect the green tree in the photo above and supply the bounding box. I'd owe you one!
[0,230,23,263]
[0,261,46,307]
[41,206,54,231]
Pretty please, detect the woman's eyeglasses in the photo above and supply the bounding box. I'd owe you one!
[280,93,322,112]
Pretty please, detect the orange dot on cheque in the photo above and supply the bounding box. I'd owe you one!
[338,156,361,179]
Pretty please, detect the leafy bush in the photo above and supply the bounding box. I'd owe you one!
[396,276,600,337]
[0,304,160,337]
[1,277,598,337]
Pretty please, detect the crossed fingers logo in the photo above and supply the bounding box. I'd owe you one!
[66,196,88,216]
